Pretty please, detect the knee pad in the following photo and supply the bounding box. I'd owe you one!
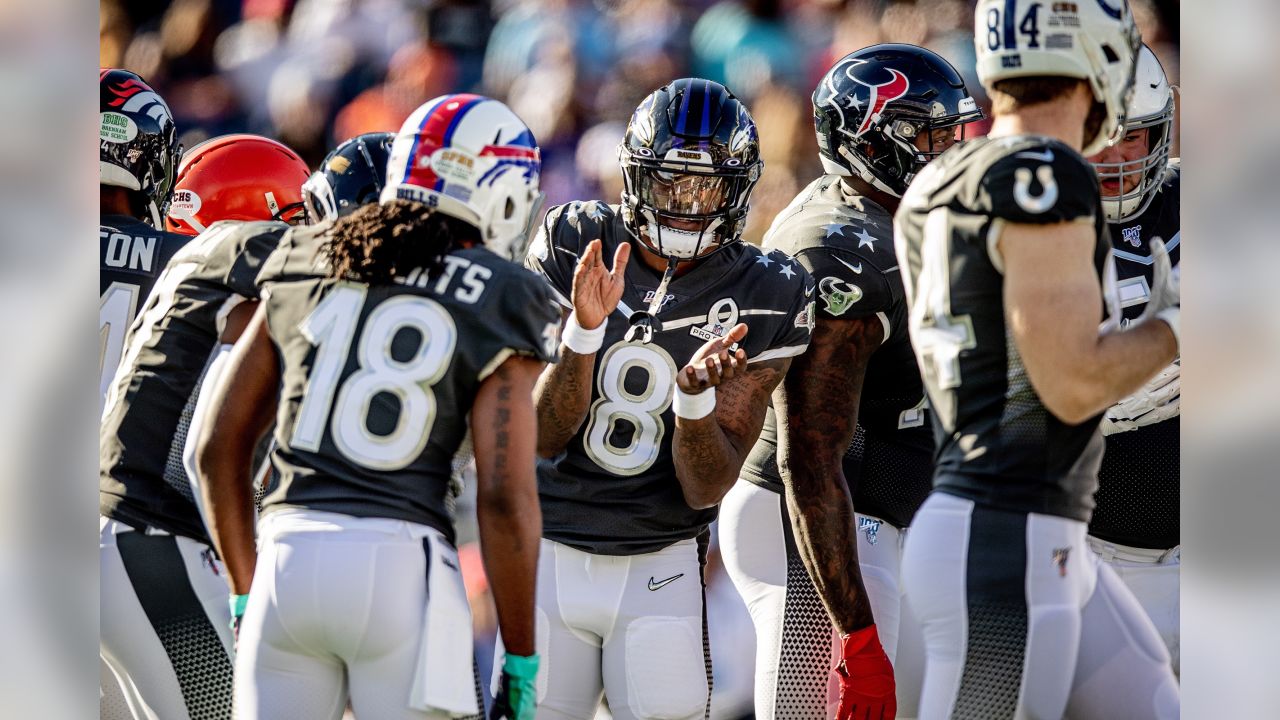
[624,616,708,720]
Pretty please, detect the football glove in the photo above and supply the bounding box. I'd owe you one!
[1101,358,1180,435]
[1138,237,1180,348]
[835,624,896,720]
[229,594,249,645]
[489,653,538,720]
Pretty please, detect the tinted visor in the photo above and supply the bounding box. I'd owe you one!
[638,168,734,216]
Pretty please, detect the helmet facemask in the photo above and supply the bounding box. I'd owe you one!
[620,147,759,260]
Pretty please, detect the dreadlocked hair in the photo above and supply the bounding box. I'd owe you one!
[321,199,482,284]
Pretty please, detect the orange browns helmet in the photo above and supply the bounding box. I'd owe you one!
[166,134,311,236]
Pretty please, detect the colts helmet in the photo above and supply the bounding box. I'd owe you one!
[99,69,181,226]
[1092,44,1174,222]
[166,134,311,236]
[381,94,543,262]
[814,44,983,198]
[619,78,763,260]
[974,0,1142,156]
[302,132,395,224]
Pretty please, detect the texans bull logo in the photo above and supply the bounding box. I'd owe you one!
[819,59,911,138]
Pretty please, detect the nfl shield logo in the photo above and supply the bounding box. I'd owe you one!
[858,517,882,546]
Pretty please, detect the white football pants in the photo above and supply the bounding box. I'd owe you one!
[99,517,235,720]
[493,537,710,720]
[717,480,927,719]
[901,492,1179,720]
[1088,537,1180,675]
[234,509,480,720]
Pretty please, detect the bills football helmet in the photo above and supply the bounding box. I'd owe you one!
[99,69,181,226]
[303,132,395,224]
[166,134,311,236]
[381,94,543,262]
[1092,45,1174,222]
[974,0,1142,156]
[814,44,983,198]
[619,78,762,260]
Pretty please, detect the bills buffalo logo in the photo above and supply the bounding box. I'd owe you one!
[1052,547,1071,577]
[818,59,911,138]
[104,75,175,130]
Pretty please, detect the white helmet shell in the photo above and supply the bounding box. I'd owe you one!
[381,94,544,262]
[974,0,1142,156]
[1094,45,1175,222]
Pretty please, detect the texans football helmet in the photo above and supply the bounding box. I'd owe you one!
[99,69,181,226]
[302,132,395,224]
[814,44,983,198]
[619,78,763,260]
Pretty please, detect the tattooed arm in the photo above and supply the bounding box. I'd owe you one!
[473,355,545,657]
[533,238,629,458]
[673,323,791,509]
[774,314,883,633]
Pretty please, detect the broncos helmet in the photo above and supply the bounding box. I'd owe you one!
[619,78,762,260]
[814,44,983,198]
[302,132,395,224]
[99,68,181,226]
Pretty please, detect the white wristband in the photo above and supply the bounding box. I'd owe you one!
[1155,307,1180,349]
[673,386,716,420]
[561,311,606,355]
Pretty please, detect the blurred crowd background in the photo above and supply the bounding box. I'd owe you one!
[100,0,1179,246]
[99,1,1180,717]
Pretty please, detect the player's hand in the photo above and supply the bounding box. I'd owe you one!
[835,625,896,720]
[1138,237,1179,347]
[228,593,249,651]
[489,654,539,720]
[1101,358,1180,435]
[570,239,630,330]
[677,323,748,395]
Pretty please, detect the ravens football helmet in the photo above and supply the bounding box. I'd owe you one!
[619,78,762,260]
[99,68,181,227]
[813,44,983,198]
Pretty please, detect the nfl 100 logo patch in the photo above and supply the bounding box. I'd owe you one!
[858,516,882,545]
[1121,225,1143,248]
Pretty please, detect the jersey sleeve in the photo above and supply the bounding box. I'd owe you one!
[210,220,289,298]
[525,202,589,309]
[793,246,896,321]
[486,269,562,369]
[980,143,1099,225]
[746,256,813,364]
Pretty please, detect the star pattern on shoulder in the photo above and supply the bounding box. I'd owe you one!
[584,202,607,221]
[779,262,797,279]
[854,226,877,252]
[822,222,847,239]
[755,254,774,268]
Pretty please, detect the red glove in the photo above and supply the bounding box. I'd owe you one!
[835,624,896,720]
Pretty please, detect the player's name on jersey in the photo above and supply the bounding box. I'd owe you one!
[101,229,161,273]
[395,254,493,305]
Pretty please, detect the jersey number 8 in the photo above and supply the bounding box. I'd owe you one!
[292,285,458,471]
[584,342,679,476]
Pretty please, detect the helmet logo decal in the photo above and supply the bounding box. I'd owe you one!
[106,78,173,129]
[818,59,911,139]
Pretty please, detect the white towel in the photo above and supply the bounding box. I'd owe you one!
[409,532,479,716]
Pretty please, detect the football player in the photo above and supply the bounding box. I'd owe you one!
[894,2,1180,718]
[512,78,813,720]
[723,44,983,720]
[99,134,310,720]
[99,69,186,410]
[196,95,556,720]
[1086,44,1181,673]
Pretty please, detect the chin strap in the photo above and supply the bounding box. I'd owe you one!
[625,256,679,344]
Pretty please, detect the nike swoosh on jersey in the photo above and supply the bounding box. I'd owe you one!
[833,255,863,275]
[647,573,684,591]
[1015,149,1055,163]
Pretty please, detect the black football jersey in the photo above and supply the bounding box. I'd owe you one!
[528,201,814,555]
[100,220,288,543]
[1090,160,1180,548]
[258,227,560,542]
[894,136,1118,522]
[740,176,933,528]
[100,215,192,407]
